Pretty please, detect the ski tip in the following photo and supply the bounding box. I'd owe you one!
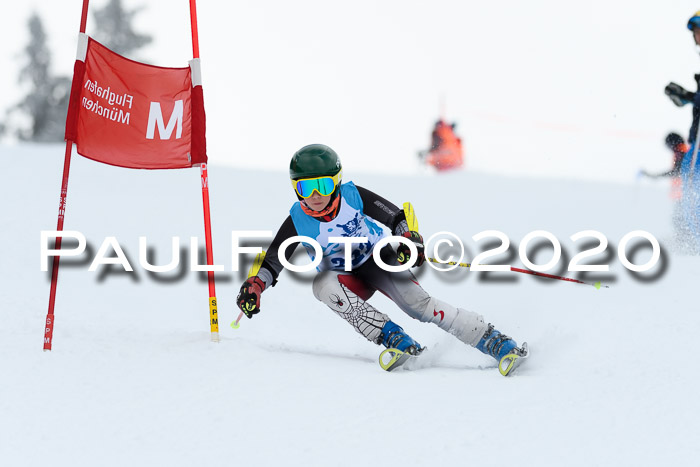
[379,348,405,371]
[594,281,601,290]
[499,342,528,376]
[379,346,425,371]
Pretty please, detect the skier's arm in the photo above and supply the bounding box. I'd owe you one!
[355,185,409,235]
[641,168,671,178]
[665,82,696,107]
[356,185,425,267]
[642,153,684,178]
[236,216,299,318]
[257,215,300,288]
[649,169,676,178]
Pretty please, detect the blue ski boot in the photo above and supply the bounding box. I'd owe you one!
[476,324,528,376]
[377,321,423,371]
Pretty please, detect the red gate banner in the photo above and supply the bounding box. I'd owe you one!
[65,37,206,169]
[44,1,218,351]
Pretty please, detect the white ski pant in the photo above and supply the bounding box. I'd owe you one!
[312,246,488,346]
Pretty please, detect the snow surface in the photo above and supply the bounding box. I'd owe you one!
[1,143,698,466]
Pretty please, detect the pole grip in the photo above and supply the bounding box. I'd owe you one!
[230,251,266,330]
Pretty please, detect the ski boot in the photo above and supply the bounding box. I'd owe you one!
[476,324,529,376]
[378,321,423,371]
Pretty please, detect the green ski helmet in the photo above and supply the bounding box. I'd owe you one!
[290,144,342,180]
[289,144,343,198]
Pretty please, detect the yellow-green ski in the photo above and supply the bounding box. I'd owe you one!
[498,342,529,376]
[378,346,425,371]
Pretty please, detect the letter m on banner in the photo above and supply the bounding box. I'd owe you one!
[44,0,219,351]
[147,101,184,140]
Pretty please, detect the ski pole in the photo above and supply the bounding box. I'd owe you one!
[403,202,607,289]
[426,257,608,289]
[231,251,267,329]
[231,311,245,329]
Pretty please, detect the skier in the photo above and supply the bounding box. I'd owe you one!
[664,11,700,251]
[640,133,690,248]
[664,12,700,147]
[235,143,527,374]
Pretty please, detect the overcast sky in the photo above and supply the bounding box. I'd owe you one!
[3,1,700,182]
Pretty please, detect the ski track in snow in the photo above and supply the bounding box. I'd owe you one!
[1,144,698,466]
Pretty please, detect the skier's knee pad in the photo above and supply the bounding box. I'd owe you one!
[311,271,388,343]
[312,271,342,302]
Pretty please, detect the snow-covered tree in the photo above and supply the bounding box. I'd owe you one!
[5,12,71,142]
[92,0,152,57]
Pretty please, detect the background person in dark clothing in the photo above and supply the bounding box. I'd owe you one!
[640,132,688,179]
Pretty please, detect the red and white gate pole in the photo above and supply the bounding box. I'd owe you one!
[190,0,220,342]
[43,0,90,351]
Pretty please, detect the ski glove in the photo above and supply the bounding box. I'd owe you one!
[397,231,426,267]
[665,82,694,107]
[237,276,265,318]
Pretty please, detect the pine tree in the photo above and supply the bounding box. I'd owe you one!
[10,12,71,142]
[92,0,152,57]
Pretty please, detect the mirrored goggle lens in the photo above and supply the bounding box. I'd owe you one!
[295,177,336,198]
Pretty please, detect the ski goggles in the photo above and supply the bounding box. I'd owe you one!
[292,172,342,198]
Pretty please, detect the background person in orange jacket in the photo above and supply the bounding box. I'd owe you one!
[420,119,464,171]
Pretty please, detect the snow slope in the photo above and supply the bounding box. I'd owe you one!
[1,144,698,466]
